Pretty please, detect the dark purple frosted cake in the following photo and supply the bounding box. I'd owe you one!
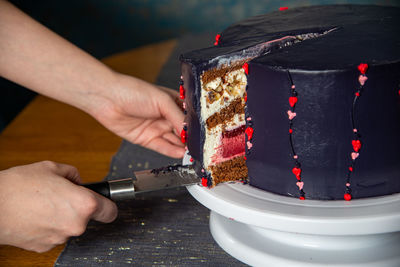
[179,5,400,200]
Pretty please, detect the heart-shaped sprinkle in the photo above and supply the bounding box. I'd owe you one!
[352,140,362,152]
[344,193,352,201]
[351,152,359,160]
[346,183,351,187]
[242,62,249,75]
[289,96,298,107]
[245,127,254,140]
[296,181,304,190]
[357,63,368,74]
[180,129,187,143]
[246,141,253,149]
[201,177,208,187]
[179,85,185,99]
[214,34,221,46]
[358,75,368,86]
[287,110,297,120]
[292,167,301,180]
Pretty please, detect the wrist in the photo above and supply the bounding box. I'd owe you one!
[78,68,121,118]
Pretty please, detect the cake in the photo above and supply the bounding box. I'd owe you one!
[179,5,400,200]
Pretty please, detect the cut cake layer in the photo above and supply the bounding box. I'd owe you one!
[200,66,248,185]
[209,156,248,186]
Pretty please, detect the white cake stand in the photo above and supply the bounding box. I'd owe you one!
[184,154,400,266]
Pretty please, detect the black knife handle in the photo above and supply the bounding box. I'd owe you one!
[83,178,135,201]
[83,181,111,199]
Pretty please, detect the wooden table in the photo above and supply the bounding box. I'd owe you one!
[0,39,177,267]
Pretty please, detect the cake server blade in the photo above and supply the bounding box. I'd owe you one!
[82,165,199,201]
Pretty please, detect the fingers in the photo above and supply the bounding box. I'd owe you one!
[50,162,82,185]
[34,161,82,184]
[147,137,185,158]
[44,161,118,223]
[41,161,118,223]
[157,85,178,96]
[158,86,183,108]
[163,131,184,147]
[88,193,118,223]
[132,119,185,158]
[158,92,185,136]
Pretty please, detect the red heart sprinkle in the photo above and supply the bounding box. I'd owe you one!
[179,85,185,100]
[299,196,305,200]
[344,193,352,201]
[289,96,298,107]
[201,177,208,187]
[180,129,187,143]
[245,127,254,140]
[292,167,301,180]
[214,34,221,46]
[352,140,362,152]
[357,63,368,74]
[242,63,249,75]
[349,166,353,172]
[279,7,289,11]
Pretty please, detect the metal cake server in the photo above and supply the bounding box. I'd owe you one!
[83,165,199,201]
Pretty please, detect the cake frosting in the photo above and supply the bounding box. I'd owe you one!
[179,5,400,200]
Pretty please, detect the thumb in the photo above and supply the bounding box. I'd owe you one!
[89,192,118,223]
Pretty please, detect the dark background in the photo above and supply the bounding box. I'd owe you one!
[1,0,399,132]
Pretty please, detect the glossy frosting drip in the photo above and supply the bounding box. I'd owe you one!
[180,5,400,199]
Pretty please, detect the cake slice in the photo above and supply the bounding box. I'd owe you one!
[200,65,248,186]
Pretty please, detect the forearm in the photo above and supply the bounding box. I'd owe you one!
[0,1,185,158]
[0,0,116,114]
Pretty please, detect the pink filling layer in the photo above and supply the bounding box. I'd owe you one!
[211,126,245,165]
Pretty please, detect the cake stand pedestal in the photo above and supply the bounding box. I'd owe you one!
[186,183,400,267]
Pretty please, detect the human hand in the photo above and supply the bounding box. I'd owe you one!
[0,161,118,253]
[0,2,185,158]
[90,73,185,158]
